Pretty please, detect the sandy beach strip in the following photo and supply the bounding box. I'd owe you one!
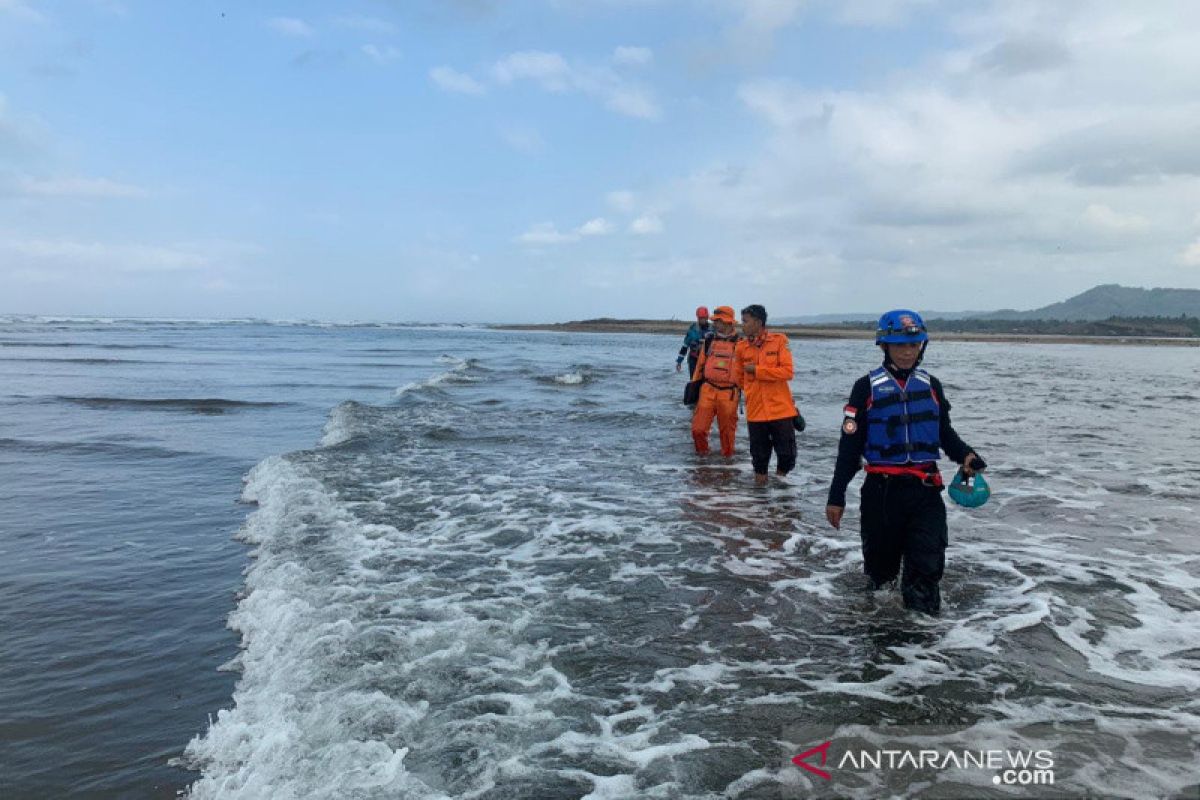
[494,320,1200,346]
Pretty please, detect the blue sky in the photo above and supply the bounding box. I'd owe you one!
[2,1,1199,322]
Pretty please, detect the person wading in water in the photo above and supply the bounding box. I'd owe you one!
[824,309,986,614]
[689,305,742,457]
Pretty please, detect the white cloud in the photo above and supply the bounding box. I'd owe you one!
[578,218,613,236]
[831,0,936,27]
[1182,239,1200,266]
[516,223,578,245]
[630,214,663,234]
[430,66,486,95]
[610,3,1200,312]
[517,218,616,243]
[333,15,398,35]
[974,36,1071,76]
[361,44,401,65]
[726,0,806,59]
[604,87,659,119]
[492,51,572,91]
[607,190,636,212]
[19,176,148,198]
[2,238,209,272]
[613,46,653,66]
[487,50,660,119]
[1083,203,1150,233]
[266,17,313,37]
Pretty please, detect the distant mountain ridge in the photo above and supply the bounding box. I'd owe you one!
[779,285,1200,324]
[975,284,1200,321]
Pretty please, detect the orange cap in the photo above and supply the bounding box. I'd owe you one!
[711,306,735,323]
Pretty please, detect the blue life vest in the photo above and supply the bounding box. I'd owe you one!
[864,367,941,465]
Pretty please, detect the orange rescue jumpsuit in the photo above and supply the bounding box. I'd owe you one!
[690,334,742,456]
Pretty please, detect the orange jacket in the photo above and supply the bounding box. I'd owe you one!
[735,331,798,422]
[691,334,743,389]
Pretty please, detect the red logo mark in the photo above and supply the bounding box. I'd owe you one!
[792,741,832,780]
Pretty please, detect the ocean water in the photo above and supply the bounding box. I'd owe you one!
[1,320,1198,799]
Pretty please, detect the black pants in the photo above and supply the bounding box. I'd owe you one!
[859,473,948,614]
[687,354,699,379]
[747,418,797,475]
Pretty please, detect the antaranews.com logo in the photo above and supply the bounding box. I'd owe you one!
[793,740,1055,787]
[783,725,1061,797]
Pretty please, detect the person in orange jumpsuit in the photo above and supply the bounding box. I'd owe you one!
[735,304,799,485]
[690,306,742,457]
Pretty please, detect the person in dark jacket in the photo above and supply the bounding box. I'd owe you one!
[676,306,711,377]
[824,309,985,614]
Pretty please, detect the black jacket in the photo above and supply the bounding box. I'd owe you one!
[826,366,980,507]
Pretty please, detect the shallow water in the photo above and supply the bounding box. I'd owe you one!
[1,321,1198,798]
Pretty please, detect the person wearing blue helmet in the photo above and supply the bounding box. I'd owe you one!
[823,309,986,614]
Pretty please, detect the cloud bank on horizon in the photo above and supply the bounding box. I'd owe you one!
[1,0,1198,322]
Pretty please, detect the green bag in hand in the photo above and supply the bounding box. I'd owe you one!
[948,468,990,508]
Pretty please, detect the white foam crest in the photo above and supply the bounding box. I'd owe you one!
[769,525,862,599]
[735,614,774,630]
[553,371,585,385]
[806,649,961,702]
[563,586,614,603]
[542,729,711,771]
[724,766,808,797]
[185,456,614,799]
[518,707,712,799]
[1050,586,1200,690]
[951,523,1200,689]
[578,773,639,799]
[318,400,360,447]
[394,355,472,397]
[197,449,742,796]
[610,561,668,583]
[645,662,739,694]
[183,456,439,799]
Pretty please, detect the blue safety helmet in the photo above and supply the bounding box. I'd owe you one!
[947,468,991,508]
[875,309,929,344]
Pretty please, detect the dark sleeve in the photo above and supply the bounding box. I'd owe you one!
[826,376,871,507]
[677,325,690,360]
[930,376,983,467]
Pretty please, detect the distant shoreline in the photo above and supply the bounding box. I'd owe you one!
[494,320,1200,346]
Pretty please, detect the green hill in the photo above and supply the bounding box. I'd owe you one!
[981,284,1200,321]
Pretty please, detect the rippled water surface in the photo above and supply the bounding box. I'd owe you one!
[1,320,1198,798]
